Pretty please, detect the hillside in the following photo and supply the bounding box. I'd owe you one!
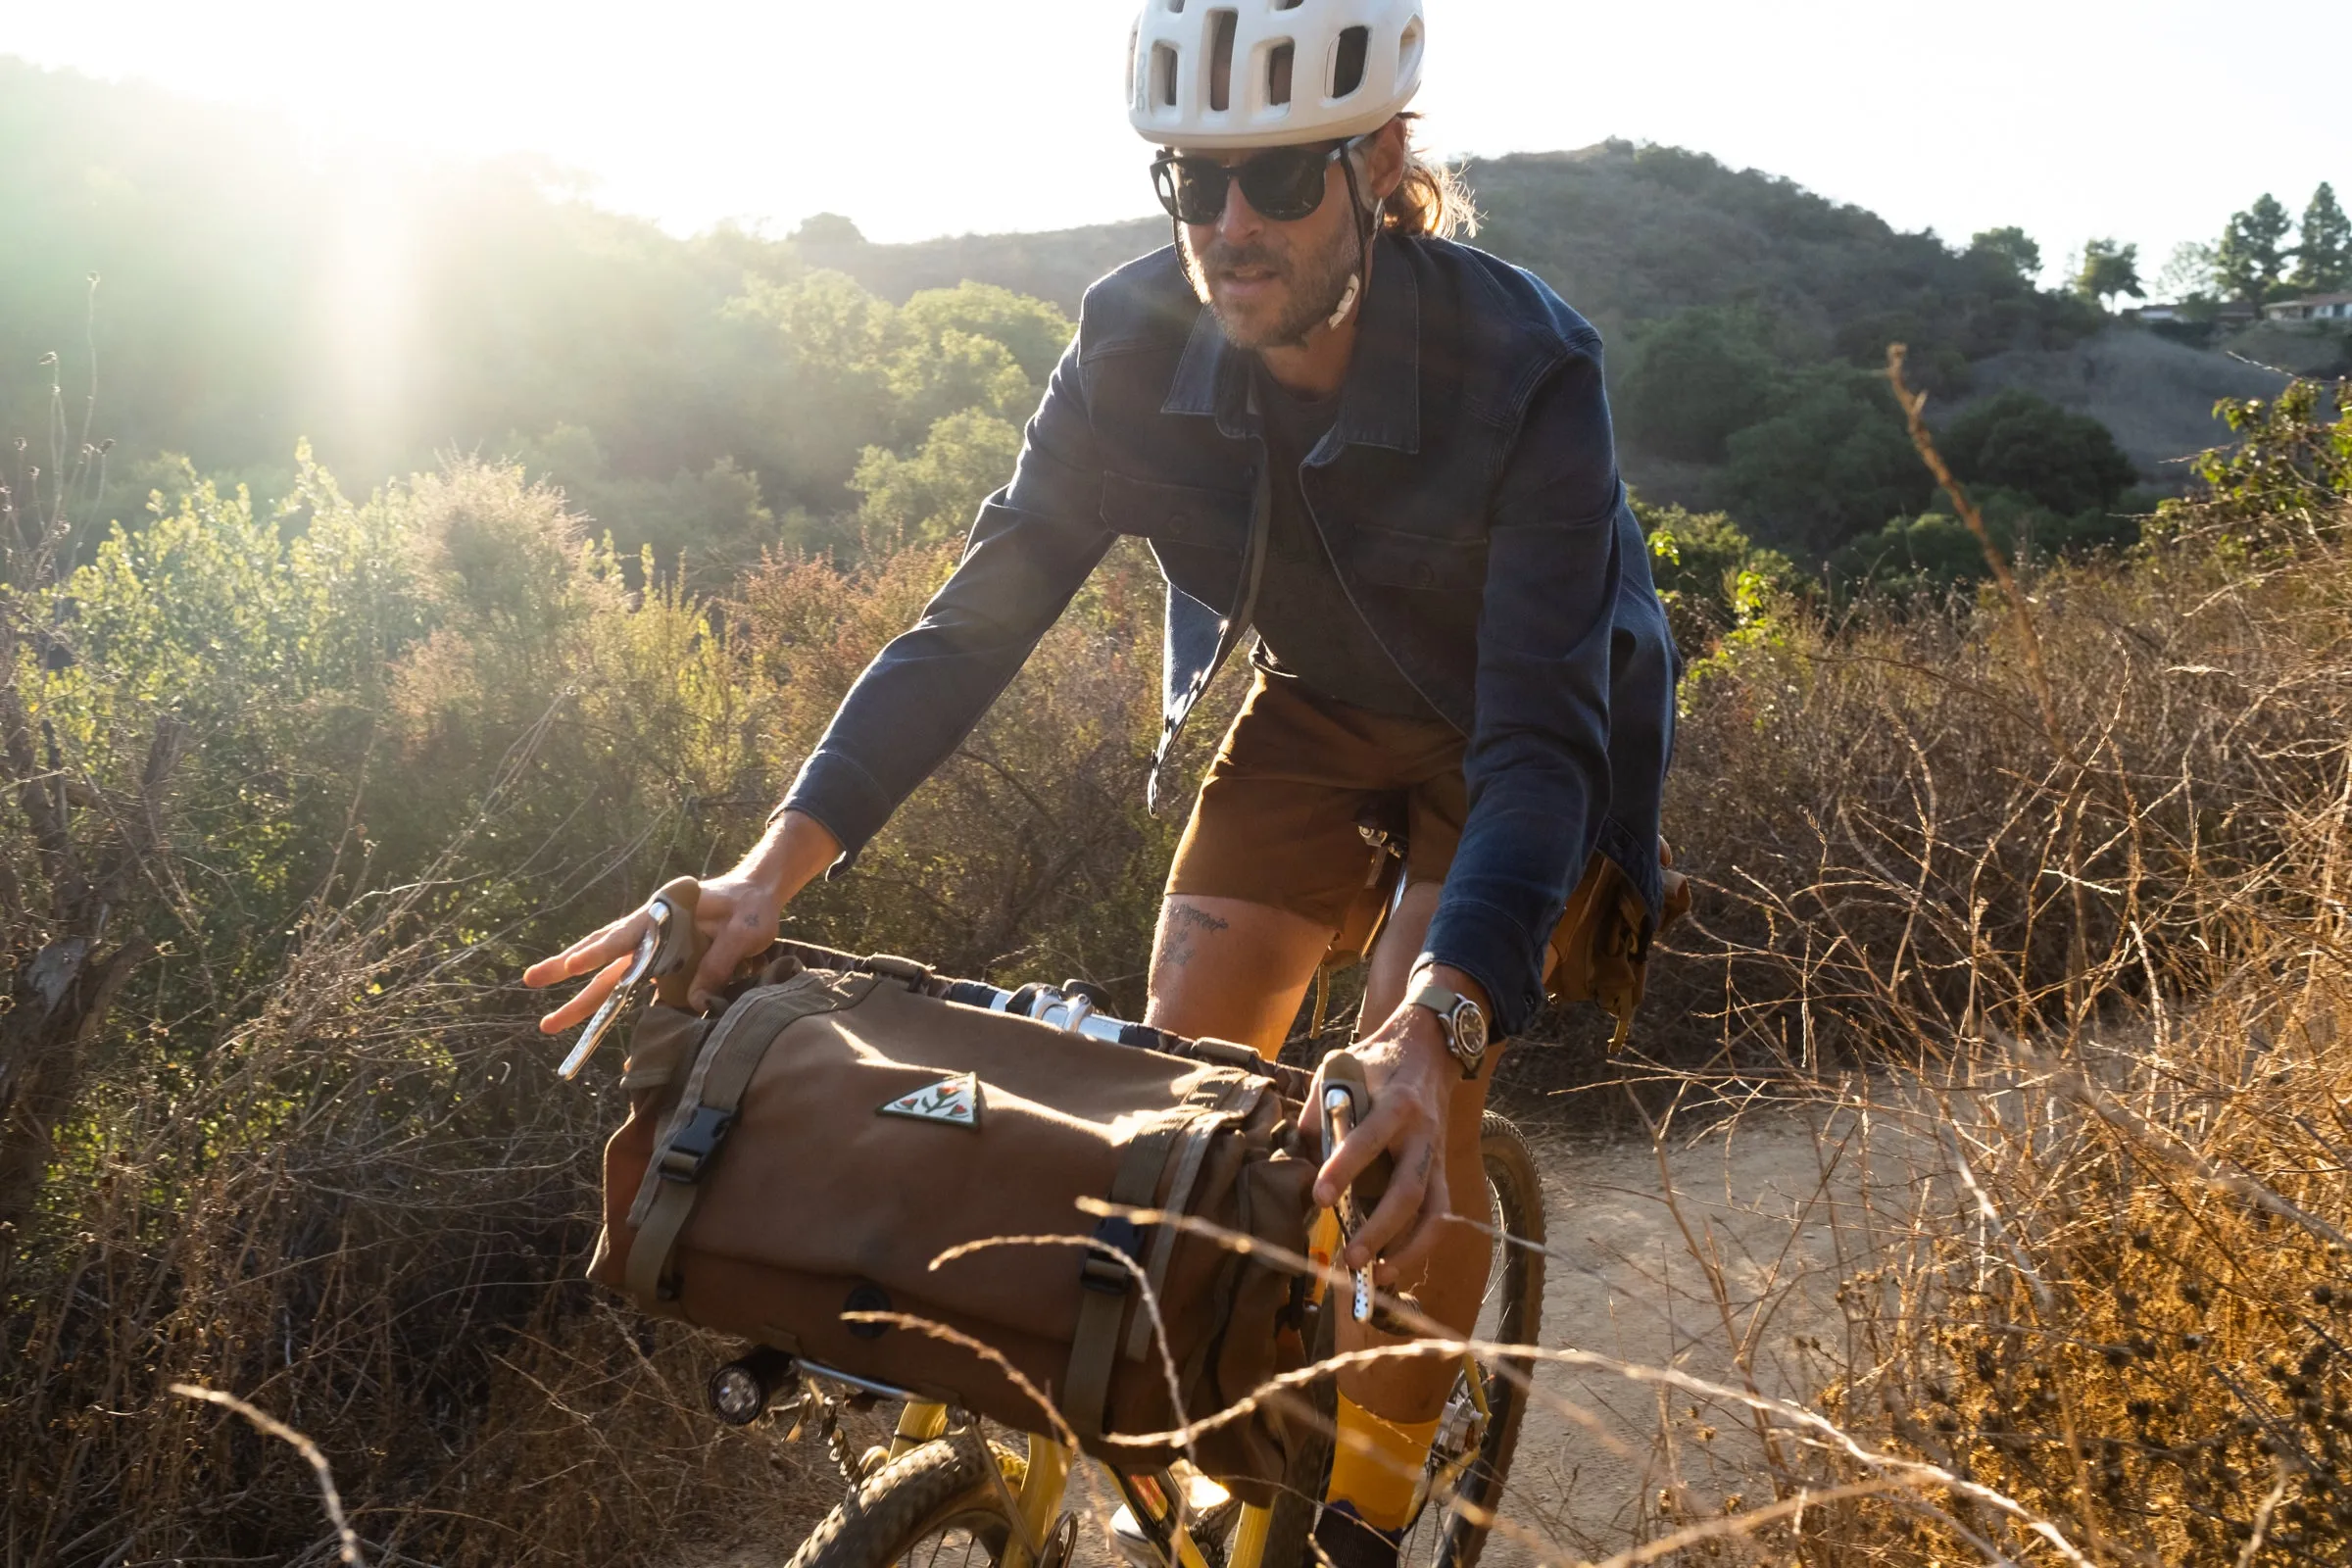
[830,141,2094,368]
[0,58,2299,575]
[828,142,2286,523]
[1960,327,2290,481]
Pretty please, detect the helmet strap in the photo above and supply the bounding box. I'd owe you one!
[1325,151,1382,333]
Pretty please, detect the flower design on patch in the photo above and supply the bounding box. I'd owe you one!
[876,1072,983,1130]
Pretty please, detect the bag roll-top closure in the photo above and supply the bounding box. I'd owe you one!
[624,969,876,1304]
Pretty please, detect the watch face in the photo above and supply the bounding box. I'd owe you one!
[1455,1001,1489,1061]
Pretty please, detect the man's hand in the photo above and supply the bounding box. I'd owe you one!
[1312,964,1490,1284]
[522,809,843,1030]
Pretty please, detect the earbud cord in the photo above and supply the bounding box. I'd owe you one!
[1325,149,1383,332]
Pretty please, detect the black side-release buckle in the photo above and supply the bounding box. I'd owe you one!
[658,1105,736,1184]
[1080,1214,1144,1296]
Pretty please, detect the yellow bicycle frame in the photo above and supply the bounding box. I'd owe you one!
[883,1400,1261,1568]
[861,1198,1483,1568]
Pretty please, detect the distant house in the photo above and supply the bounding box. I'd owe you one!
[2264,292,2352,322]
[2131,300,2257,327]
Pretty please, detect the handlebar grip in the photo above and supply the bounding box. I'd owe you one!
[1319,1048,1396,1211]
[648,875,710,1010]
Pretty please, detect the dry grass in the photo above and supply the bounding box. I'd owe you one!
[8,373,2352,1566]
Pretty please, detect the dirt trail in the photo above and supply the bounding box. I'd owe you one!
[1485,1105,1899,1561]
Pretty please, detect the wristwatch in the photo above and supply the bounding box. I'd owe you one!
[1408,980,1490,1080]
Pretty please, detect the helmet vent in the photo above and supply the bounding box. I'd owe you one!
[1164,0,1186,11]
[1271,0,1302,9]
[1152,42,1180,107]
[1205,10,1239,113]
[1396,17,1424,87]
[1266,40,1295,107]
[1331,25,1369,99]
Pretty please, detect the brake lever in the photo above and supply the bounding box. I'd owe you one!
[557,896,674,1080]
[1319,1081,1376,1325]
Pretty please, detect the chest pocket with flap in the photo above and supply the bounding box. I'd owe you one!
[1101,471,1252,552]
[1349,524,1487,594]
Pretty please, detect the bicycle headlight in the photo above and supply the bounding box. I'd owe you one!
[709,1362,770,1425]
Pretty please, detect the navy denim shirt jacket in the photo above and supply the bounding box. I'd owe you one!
[784,234,1680,1038]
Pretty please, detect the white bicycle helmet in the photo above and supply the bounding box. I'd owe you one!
[1128,0,1426,150]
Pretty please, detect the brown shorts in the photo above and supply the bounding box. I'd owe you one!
[1166,671,1467,932]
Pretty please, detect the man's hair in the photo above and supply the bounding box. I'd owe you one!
[1381,120,1478,241]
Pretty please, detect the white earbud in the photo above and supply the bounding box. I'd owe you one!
[1324,196,1385,332]
[1325,273,1361,332]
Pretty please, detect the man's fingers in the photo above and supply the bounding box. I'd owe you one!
[1314,1097,1406,1207]
[1375,1173,1452,1283]
[687,919,767,1010]
[535,952,632,1035]
[522,914,642,990]
[1341,1128,1436,1268]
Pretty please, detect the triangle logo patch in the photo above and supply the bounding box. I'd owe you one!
[877,1073,983,1130]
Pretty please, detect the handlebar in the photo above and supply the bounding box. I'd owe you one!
[762,938,1319,1102]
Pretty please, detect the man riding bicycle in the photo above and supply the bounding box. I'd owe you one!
[528,2,1678,1562]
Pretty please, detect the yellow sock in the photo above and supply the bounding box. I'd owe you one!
[1326,1393,1441,1533]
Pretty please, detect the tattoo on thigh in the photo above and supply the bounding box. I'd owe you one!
[1159,905,1231,969]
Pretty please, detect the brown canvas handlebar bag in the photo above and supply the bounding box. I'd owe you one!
[587,956,1319,1493]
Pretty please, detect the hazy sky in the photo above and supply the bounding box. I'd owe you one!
[10,0,2349,290]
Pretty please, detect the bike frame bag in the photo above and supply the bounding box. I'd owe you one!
[588,956,1317,1493]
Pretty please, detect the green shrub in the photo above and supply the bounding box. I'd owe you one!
[1938,387,2138,515]
[1715,367,1934,558]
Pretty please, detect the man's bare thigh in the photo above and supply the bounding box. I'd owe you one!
[1144,895,1333,1057]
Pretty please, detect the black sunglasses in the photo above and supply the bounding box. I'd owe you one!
[1151,135,1368,225]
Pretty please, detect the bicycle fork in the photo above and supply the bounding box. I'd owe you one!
[884,1401,1276,1568]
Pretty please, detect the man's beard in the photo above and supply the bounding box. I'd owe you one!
[1185,223,1359,351]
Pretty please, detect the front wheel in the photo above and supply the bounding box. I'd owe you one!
[786,1436,1024,1568]
[1266,1112,1547,1568]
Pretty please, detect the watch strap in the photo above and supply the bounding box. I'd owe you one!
[1408,982,1485,1078]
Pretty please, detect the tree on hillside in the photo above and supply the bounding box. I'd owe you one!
[2073,239,2145,310]
[793,213,867,248]
[1715,368,1935,560]
[1613,305,1783,465]
[1939,389,2138,514]
[1969,226,2043,284]
[2216,194,2295,303]
[2155,240,2219,303]
[850,407,1026,549]
[2292,183,2351,293]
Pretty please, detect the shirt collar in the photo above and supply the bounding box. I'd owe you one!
[1160,233,1422,456]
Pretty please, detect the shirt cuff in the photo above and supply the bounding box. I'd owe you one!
[776,749,892,876]
[1419,895,1549,1040]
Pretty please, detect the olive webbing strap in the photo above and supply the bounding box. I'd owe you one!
[617,1006,710,1091]
[1119,1111,1232,1365]
[1122,1077,1266,1364]
[622,973,873,1309]
[1064,1075,1253,1443]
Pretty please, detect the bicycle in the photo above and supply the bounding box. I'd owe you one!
[679,945,1546,1568]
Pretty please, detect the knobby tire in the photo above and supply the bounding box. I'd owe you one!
[786,1437,1024,1568]
[1266,1111,1547,1568]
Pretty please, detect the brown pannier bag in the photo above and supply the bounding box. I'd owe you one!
[1324,828,1691,1048]
[587,955,1318,1493]
[1543,845,1693,1049]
